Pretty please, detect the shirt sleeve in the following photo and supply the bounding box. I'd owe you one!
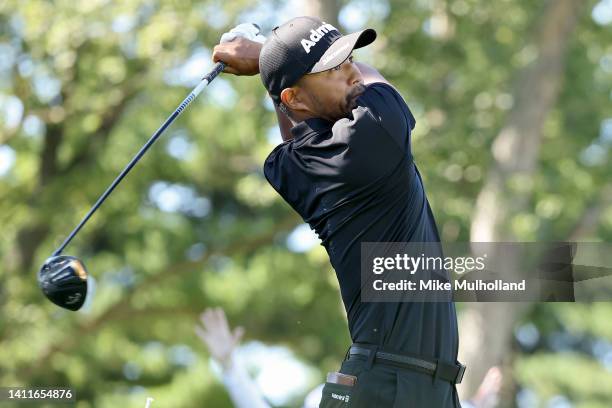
[352,82,416,154]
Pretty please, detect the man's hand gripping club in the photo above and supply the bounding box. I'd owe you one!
[212,23,294,141]
[212,23,266,76]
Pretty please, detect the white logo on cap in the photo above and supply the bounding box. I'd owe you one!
[321,43,350,65]
[301,22,337,54]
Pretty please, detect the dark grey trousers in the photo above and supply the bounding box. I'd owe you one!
[319,355,462,408]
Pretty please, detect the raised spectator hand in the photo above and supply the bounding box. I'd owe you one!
[470,366,503,408]
[195,307,245,369]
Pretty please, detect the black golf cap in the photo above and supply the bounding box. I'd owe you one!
[259,16,376,105]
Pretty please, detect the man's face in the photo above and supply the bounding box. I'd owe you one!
[293,55,366,122]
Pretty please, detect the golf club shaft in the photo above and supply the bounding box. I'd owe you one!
[52,62,226,257]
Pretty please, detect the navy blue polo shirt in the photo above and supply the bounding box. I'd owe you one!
[263,82,459,363]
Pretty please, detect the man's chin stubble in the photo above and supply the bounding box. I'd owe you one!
[346,83,367,111]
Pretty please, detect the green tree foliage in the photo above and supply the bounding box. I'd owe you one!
[1,1,349,406]
[0,0,611,407]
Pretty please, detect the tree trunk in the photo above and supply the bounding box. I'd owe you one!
[459,0,586,404]
[301,0,342,29]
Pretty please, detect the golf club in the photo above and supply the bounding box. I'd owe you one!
[38,23,263,311]
[38,61,225,311]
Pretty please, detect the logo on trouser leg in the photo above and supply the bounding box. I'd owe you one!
[331,392,350,403]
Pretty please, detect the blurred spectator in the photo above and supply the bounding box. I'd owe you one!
[461,367,503,408]
[195,308,503,408]
[195,307,268,408]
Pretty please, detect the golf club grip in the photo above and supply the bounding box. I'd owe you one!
[52,62,226,257]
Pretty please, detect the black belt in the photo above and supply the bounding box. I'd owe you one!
[349,344,466,385]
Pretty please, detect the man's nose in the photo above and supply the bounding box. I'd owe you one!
[346,64,363,85]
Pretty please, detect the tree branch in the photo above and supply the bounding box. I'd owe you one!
[568,184,612,240]
[17,212,300,378]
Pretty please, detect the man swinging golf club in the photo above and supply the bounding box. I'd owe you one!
[213,17,465,407]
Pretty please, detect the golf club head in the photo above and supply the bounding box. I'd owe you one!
[38,255,88,311]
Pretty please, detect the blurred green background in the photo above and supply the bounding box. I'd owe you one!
[1,0,611,407]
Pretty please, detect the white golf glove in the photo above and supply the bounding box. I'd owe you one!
[220,23,266,44]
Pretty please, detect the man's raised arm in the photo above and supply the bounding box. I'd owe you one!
[212,36,293,142]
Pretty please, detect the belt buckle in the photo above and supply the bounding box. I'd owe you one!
[455,363,466,384]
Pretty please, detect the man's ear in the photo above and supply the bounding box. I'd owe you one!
[280,87,309,112]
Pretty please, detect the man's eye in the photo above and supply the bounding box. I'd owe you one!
[331,56,353,72]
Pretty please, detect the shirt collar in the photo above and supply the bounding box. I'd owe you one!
[290,117,334,140]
